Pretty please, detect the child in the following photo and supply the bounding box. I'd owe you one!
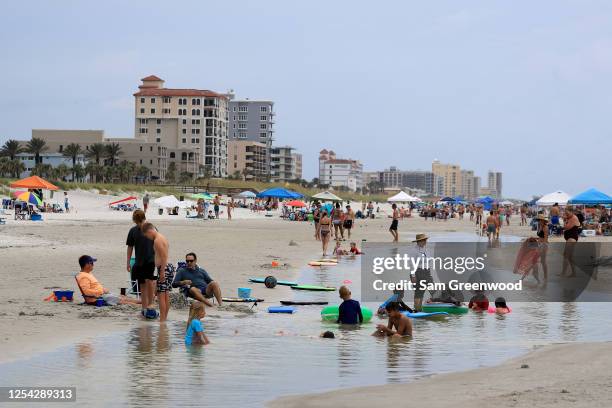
[333,241,348,256]
[494,297,511,314]
[349,242,362,255]
[320,331,335,338]
[338,286,363,324]
[468,293,489,311]
[373,302,412,337]
[185,302,210,346]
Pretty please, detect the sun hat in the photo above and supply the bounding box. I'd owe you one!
[412,233,429,242]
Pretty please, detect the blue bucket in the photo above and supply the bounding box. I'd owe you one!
[53,290,74,302]
[238,287,252,299]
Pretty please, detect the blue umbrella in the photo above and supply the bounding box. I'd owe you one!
[568,188,612,205]
[257,187,303,199]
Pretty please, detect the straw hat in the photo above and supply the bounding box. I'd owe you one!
[412,233,429,242]
[536,214,549,223]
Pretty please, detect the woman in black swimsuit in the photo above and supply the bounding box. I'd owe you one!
[536,214,549,283]
[313,203,321,241]
[562,208,580,277]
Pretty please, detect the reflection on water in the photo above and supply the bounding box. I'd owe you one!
[1,243,611,407]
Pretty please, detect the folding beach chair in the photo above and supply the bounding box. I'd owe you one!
[74,275,104,305]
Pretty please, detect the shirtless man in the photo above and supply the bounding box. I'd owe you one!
[373,302,412,337]
[389,203,399,242]
[142,223,171,322]
[486,211,498,242]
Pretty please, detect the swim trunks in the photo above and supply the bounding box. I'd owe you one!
[157,263,175,293]
[390,219,398,231]
[487,224,496,233]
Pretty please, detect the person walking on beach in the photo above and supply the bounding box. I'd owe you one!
[520,204,527,226]
[410,233,434,311]
[313,202,322,241]
[475,206,483,226]
[561,208,581,278]
[142,193,150,213]
[331,202,344,240]
[389,203,399,242]
[344,205,355,240]
[320,211,332,256]
[64,191,70,213]
[227,198,233,221]
[142,223,171,322]
[549,203,561,233]
[536,214,549,283]
[126,210,156,317]
[486,211,498,242]
[213,195,220,219]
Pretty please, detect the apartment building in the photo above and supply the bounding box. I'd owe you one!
[226,93,274,175]
[487,171,503,199]
[32,129,166,180]
[318,149,363,192]
[133,75,228,178]
[460,169,481,200]
[365,167,440,195]
[291,152,302,180]
[227,140,268,180]
[16,152,88,180]
[432,159,462,197]
[270,146,296,182]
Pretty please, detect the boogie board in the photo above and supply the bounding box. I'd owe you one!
[315,259,338,263]
[222,297,264,303]
[422,303,468,315]
[402,311,448,319]
[268,306,296,314]
[308,261,338,266]
[249,278,297,287]
[291,284,336,291]
[321,305,373,322]
[280,300,329,306]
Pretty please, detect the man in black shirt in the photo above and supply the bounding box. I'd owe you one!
[126,209,156,316]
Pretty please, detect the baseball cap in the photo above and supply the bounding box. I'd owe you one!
[78,255,97,268]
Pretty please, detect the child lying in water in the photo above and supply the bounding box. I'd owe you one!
[373,302,412,337]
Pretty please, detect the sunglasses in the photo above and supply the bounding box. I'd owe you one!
[185,259,196,263]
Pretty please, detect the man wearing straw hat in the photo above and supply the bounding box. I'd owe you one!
[410,233,435,311]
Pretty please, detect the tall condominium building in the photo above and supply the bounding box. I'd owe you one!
[270,146,298,182]
[226,93,274,176]
[487,171,503,199]
[432,159,462,197]
[134,75,228,178]
[365,167,440,195]
[460,169,481,200]
[318,149,363,192]
[291,152,303,180]
[227,140,267,180]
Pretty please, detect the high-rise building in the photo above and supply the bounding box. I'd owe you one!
[226,93,275,176]
[291,152,302,180]
[271,146,297,183]
[432,160,462,197]
[133,75,229,178]
[227,140,268,180]
[318,149,363,192]
[487,171,503,199]
[363,168,440,195]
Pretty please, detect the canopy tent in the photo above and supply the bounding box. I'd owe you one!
[527,198,539,206]
[568,188,612,205]
[476,196,496,210]
[311,191,343,202]
[192,192,214,200]
[387,191,421,203]
[440,197,456,202]
[109,196,137,206]
[285,200,306,207]
[257,187,303,199]
[237,190,256,199]
[153,195,181,208]
[536,191,571,207]
[499,200,514,206]
[10,175,58,191]
[178,200,196,209]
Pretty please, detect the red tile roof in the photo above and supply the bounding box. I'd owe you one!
[141,75,163,81]
[134,88,226,98]
[326,159,357,164]
[320,149,329,154]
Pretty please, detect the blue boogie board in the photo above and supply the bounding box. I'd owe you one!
[403,311,448,318]
[268,306,296,314]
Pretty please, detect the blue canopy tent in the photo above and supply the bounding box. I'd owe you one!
[477,196,495,210]
[527,198,538,206]
[440,197,456,202]
[256,187,303,199]
[568,188,612,205]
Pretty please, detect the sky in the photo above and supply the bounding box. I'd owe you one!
[1,0,612,199]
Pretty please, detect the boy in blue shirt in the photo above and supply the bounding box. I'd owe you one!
[338,285,363,324]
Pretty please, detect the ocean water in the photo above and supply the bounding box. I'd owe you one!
[1,236,611,407]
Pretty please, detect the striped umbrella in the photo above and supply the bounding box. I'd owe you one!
[16,191,42,206]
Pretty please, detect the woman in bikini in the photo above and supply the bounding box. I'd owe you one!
[319,211,332,256]
[331,202,344,240]
[562,208,581,277]
[536,214,549,283]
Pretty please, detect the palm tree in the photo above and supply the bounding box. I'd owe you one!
[53,163,70,181]
[105,143,122,167]
[8,159,25,178]
[25,137,48,165]
[86,143,106,165]
[0,139,23,160]
[0,157,10,177]
[62,143,82,182]
[73,164,86,183]
[31,163,53,179]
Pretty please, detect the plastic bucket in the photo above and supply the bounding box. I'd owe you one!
[238,287,252,299]
[53,290,74,302]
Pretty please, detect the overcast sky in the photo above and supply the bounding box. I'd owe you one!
[1,0,611,198]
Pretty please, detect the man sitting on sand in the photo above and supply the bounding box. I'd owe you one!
[373,302,412,337]
[173,252,223,307]
[76,255,140,306]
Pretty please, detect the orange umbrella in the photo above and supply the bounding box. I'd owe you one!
[286,200,306,207]
[9,175,59,191]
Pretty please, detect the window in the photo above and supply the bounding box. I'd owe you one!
[163,97,171,103]
[181,138,187,144]
[156,119,161,124]
[191,138,196,144]
[232,124,236,129]
[178,98,187,105]
[182,129,187,134]
[170,152,176,158]
[260,115,267,121]
[156,138,161,143]
[195,138,200,143]
[59,145,63,152]
[260,132,267,138]
[140,97,145,103]
[140,108,145,114]
[178,109,186,115]
[150,146,153,152]
[233,106,236,112]
[238,115,247,121]
[238,123,247,129]
[238,106,248,112]
[139,128,148,134]
[139,146,143,152]
[192,98,201,105]
[260,123,267,130]
[163,108,170,114]
[182,119,187,125]
[150,108,156,114]
[156,128,161,134]
[150,160,153,165]
[181,152,187,160]
[260,106,268,112]
[140,159,143,164]
[239,132,247,139]
[151,98,156,104]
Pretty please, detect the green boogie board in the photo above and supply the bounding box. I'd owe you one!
[321,305,373,322]
[249,278,297,287]
[291,284,336,291]
[422,303,468,314]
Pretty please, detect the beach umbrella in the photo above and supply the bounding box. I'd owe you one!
[153,195,181,208]
[536,191,571,206]
[178,200,196,209]
[9,175,58,191]
[109,196,137,206]
[499,200,514,206]
[16,191,42,206]
[257,187,303,199]
[311,191,343,202]
[568,188,612,205]
[387,191,420,203]
[237,190,256,199]
[286,200,306,207]
[11,190,26,198]
[440,196,456,202]
[192,192,214,200]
